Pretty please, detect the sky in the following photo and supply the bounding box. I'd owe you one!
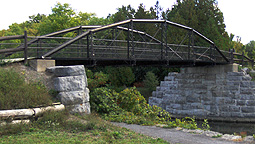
[0,0,254,44]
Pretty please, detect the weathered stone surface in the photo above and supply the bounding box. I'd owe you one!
[47,65,85,77]
[66,102,90,114]
[149,65,255,120]
[54,75,86,92]
[49,65,90,115]
[241,106,255,113]
[58,90,89,105]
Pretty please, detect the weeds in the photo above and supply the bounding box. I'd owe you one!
[0,111,168,143]
[212,134,222,138]
[202,119,210,130]
[0,68,52,110]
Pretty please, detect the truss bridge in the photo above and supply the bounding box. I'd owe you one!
[1,19,253,67]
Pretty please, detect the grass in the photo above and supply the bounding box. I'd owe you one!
[0,66,168,143]
[0,111,168,144]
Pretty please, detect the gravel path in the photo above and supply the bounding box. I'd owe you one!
[112,122,247,144]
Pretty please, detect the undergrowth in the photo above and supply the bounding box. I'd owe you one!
[0,110,168,143]
[0,68,52,110]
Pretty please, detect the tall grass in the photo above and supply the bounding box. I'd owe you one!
[0,68,52,110]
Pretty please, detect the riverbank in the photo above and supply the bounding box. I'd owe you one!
[112,122,254,144]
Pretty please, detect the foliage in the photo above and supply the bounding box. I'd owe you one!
[90,87,120,114]
[86,69,109,90]
[107,67,135,87]
[166,0,230,50]
[212,134,222,138]
[143,71,159,93]
[132,67,179,82]
[202,119,210,130]
[245,40,255,59]
[0,68,52,110]
[165,117,197,129]
[90,87,171,125]
[0,111,168,144]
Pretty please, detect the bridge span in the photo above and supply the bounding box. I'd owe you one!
[0,19,253,67]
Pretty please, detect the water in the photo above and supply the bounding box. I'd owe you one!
[197,121,255,136]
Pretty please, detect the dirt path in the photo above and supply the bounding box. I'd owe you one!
[112,122,247,144]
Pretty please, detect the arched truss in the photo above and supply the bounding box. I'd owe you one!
[23,19,229,66]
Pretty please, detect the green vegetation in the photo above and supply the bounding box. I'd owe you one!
[212,134,222,138]
[88,69,211,131]
[0,68,52,110]
[0,67,168,143]
[0,62,213,143]
[143,71,159,94]
[107,67,135,87]
[0,111,168,143]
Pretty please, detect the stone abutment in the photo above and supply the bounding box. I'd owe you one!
[149,64,255,122]
[47,65,90,114]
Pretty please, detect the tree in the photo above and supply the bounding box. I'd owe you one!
[143,71,159,93]
[38,3,80,35]
[107,67,135,87]
[165,0,230,50]
[112,5,135,23]
[245,41,255,59]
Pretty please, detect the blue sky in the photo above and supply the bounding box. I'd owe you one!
[1,0,254,44]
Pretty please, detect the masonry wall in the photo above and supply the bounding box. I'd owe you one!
[46,65,90,114]
[149,64,255,122]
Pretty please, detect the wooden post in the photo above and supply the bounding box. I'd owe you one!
[24,31,28,65]
[230,49,234,64]
[242,51,244,67]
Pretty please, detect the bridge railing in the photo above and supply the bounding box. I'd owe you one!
[0,31,28,64]
[221,49,254,67]
[1,33,253,67]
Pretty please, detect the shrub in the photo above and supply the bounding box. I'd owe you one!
[143,71,159,93]
[90,87,120,114]
[87,70,109,90]
[90,87,171,125]
[0,68,52,110]
[118,87,148,115]
[107,67,135,87]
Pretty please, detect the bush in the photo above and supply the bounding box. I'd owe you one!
[118,87,147,115]
[0,68,52,110]
[143,71,159,93]
[107,67,135,87]
[90,87,120,114]
[90,87,171,125]
[87,70,109,90]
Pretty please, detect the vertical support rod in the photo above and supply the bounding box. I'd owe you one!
[127,23,130,59]
[79,26,83,57]
[161,23,163,60]
[210,45,213,63]
[24,31,28,65]
[164,21,168,62]
[131,20,134,59]
[188,31,191,60]
[87,35,89,59]
[90,32,94,59]
[191,30,195,64]
[36,39,39,58]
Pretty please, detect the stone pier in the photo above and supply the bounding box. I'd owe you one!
[149,64,255,122]
[47,65,90,114]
